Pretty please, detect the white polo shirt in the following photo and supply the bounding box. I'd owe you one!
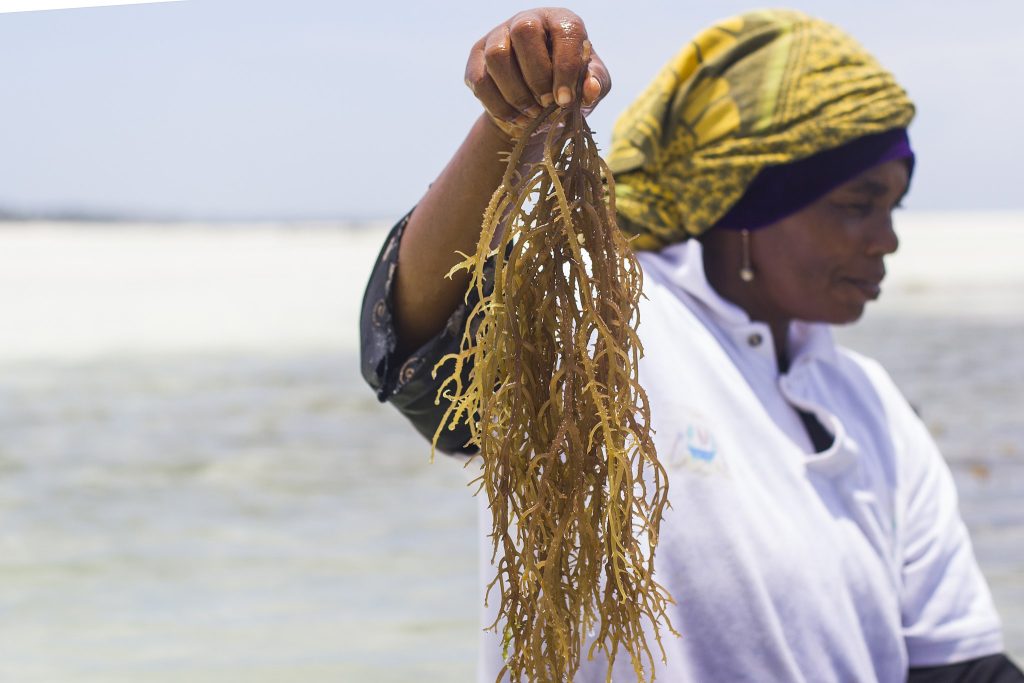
[477,239,1004,682]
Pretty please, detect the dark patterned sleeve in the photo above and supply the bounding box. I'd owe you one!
[358,210,478,455]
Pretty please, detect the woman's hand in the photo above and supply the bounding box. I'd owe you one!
[465,8,611,139]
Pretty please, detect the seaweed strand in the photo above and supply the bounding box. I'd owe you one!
[433,102,675,682]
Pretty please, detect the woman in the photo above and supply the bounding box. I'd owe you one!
[360,8,1022,681]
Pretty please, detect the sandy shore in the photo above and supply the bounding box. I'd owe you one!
[0,212,1020,362]
[0,222,387,361]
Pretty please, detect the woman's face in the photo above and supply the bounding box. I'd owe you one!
[748,159,910,326]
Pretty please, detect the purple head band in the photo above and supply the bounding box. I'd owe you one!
[713,129,915,231]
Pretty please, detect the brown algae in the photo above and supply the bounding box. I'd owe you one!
[432,103,675,682]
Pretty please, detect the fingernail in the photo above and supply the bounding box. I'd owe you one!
[556,86,573,107]
[540,93,554,107]
[525,105,542,117]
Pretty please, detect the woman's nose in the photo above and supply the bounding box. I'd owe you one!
[866,212,899,256]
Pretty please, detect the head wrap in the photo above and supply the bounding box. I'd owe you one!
[608,9,916,250]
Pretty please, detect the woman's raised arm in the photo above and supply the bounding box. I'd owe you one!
[392,7,609,357]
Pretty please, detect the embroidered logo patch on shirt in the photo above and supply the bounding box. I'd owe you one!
[663,413,729,477]
[686,424,717,461]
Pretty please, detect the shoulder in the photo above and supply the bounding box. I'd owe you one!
[834,345,950,501]
[827,345,940,484]
[834,345,914,418]
[835,345,890,388]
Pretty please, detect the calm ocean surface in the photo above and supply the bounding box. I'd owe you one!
[0,220,1020,680]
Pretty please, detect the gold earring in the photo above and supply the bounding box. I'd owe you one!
[740,229,755,282]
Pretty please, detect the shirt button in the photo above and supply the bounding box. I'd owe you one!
[747,332,763,347]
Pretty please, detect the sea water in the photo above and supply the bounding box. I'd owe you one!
[0,215,1020,681]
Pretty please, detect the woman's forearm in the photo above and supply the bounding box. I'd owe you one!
[392,113,513,357]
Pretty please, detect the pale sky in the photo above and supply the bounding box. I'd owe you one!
[1,0,1022,220]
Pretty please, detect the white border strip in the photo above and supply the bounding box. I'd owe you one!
[0,0,182,13]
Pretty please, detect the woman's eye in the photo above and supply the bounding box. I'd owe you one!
[835,202,873,216]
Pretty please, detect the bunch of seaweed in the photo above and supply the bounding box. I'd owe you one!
[432,101,674,682]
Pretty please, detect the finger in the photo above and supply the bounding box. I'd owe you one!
[465,36,521,125]
[544,9,589,106]
[483,25,542,117]
[508,11,554,107]
[582,51,611,107]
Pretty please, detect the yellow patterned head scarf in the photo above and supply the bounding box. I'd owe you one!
[608,9,916,250]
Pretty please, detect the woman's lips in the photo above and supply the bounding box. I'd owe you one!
[845,277,882,300]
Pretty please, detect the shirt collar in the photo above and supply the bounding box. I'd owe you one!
[637,239,839,366]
